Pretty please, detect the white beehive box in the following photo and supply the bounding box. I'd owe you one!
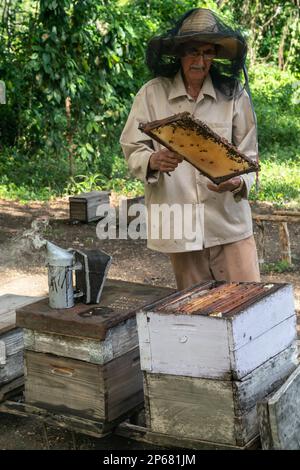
[137,281,297,380]
[138,281,298,447]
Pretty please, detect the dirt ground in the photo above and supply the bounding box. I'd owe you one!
[0,196,299,449]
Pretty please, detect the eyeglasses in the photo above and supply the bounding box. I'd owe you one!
[182,48,216,60]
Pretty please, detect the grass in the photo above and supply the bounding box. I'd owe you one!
[0,182,55,203]
[249,160,300,208]
[261,260,296,274]
[1,160,298,207]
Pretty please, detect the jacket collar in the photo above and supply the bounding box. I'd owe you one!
[168,70,217,102]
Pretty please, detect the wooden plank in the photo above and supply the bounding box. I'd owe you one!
[23,315,138,364]
[115,422,260,450]
[0,339,5,365]
[104,347,143,422]
[256,220,265,265]
[231,316,297,379]
[229,284,295,351]
[0,294,42,317]
[257,365,300,450]
[252,214,300,223]
[143,374,151,427]
[0,398,144,439]
[136,312,152,371]
[1,328,23,356]
[278,221,292,264]
[233,343,298,412]
[0,351,23,385]
[0,400,110,438]
[234,406,257,446]
[256,401,273,450]
[24,329,112,364]
[0,376,24,402]
[274,210,300,216]
[0,328,24,386]
[0,294,43,334]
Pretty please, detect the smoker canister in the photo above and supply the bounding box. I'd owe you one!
[46,241,74,309]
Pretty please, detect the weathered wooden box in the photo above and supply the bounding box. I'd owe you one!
[16,280,172,427]
[258,364,300,450]
[0,294,43,401]
[0,328,23,387]
[69,190,110,222]
[24,347,141,423]
[143,344,298,446]
[137,281,298,447]
[137,281,296,379]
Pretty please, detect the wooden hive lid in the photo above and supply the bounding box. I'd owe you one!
[16,279,173,340]
[69,190,111,202]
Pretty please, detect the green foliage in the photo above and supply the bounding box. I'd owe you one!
[247,64,300,207]
[0,180,54,202]
[65,156,144,197]
[250,65,300,151]
[261,260,295,274]
[249,161,300,207]
[222,0,300,74]
[0,1,299,206]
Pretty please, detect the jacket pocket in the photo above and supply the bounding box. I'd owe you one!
[205,122,232,142]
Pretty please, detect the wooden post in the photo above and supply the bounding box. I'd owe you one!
[256,220,265,265]
[278,222,292,265]
[65,96,74,177]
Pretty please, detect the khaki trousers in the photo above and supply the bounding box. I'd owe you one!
[169,236,260,291]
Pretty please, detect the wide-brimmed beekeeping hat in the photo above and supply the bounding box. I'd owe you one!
[149,8,247,61]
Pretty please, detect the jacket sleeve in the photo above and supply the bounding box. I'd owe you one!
[119,88,160,184]
[232,89,259,199]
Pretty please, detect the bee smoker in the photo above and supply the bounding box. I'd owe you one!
[46,241,112,309]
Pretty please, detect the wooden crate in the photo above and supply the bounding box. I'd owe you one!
[0,294,44,400]
[24,347,142,422]
[0,294,44,335]
[69,190,110,222]
[0,328,23,386]
[143,344,298,447]
[257,365,300,450]
[16,279,173,428]
[137,282,296,380]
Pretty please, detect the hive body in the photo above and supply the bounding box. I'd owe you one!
[137,281,298,446]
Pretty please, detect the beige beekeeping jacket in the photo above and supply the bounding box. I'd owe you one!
[120,71,258,253]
